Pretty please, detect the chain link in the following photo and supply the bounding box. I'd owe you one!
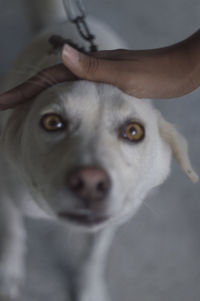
[63,0,98,52]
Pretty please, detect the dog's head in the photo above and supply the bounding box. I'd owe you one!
[1,81,198,230]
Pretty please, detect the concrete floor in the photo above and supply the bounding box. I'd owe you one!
[0,0,200,300]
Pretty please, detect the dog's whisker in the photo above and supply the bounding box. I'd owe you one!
[142,201,160,218]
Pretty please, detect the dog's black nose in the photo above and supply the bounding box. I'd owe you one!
[68,167,111,205]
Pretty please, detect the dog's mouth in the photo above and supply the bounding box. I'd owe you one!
[58,211,109,226]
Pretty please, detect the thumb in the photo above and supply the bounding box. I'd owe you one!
[61,44,121,84]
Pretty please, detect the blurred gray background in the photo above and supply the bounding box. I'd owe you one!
[0,0,200,300]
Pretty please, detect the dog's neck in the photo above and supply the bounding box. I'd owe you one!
[62,224,116,299]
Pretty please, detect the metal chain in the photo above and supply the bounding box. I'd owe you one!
[63,0,98,52]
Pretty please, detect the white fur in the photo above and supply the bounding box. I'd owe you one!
[0,0,198,300]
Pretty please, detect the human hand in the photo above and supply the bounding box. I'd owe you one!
[1,31,199,110]
[61,30,200,99]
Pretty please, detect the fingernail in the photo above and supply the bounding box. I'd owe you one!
[62,44,79,64]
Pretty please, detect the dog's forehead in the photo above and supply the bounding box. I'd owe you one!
[36,81,156,124]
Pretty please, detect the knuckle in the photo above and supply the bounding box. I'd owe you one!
[80,55,100,77]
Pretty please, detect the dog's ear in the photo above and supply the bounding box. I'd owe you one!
[157,111,199,183]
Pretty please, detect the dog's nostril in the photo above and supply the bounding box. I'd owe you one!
[69,176,84,191]
[97,181,109,194]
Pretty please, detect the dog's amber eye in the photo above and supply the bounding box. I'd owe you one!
[40,114,66,132]
[120,121,145,142]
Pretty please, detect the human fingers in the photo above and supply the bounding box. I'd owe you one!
[0,64,77,110]
[61,44,131,87]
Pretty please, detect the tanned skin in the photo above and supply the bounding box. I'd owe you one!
[61,29,200,99]
[1,30,200,109]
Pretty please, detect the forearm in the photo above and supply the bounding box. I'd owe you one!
[126,29,200,98]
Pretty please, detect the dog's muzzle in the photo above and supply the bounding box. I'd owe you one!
[58,166,111,226]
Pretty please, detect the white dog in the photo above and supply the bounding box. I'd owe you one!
[0,0,198,300]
